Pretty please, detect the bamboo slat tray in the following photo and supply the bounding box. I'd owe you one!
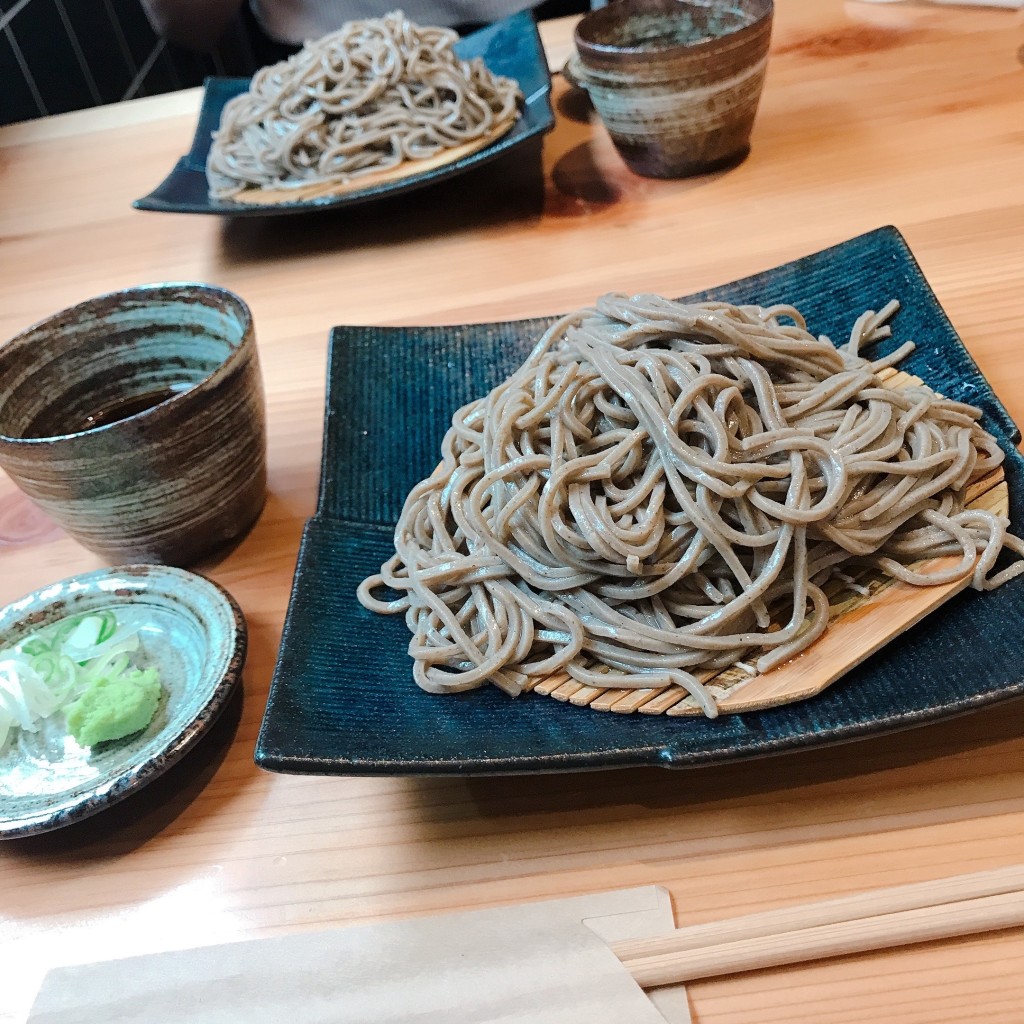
[257,227,1024,776]
[525,366,1008,716]
[228,117,518,207]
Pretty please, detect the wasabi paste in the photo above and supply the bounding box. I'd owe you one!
[65,668,162,747]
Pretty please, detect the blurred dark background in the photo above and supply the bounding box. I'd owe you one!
[0,0,587,127]
[2,0,288,126]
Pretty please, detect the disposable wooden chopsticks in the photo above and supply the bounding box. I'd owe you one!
[610,865,1024,989]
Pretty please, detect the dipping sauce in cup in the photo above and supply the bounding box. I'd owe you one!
[0,284,266,567]
[572,0,773,178]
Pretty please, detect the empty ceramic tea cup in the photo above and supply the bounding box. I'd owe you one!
[0,283,266,566]
[572,0,773,178]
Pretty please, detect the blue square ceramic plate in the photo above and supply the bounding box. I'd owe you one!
[133,11,553,216]
[255,227,1024,775]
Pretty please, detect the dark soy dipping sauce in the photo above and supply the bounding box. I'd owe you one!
[76,383,193,431]
[23,383,193,438]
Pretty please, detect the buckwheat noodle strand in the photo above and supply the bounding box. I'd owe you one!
[358,296,1023,717]
[206,11,521,200]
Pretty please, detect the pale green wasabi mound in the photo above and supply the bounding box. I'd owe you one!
[65,668,162,747]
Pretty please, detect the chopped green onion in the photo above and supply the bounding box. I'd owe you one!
[65,615,104,651]
[0,610,161,751]
[95,611,117,644]
[0,657,61,748]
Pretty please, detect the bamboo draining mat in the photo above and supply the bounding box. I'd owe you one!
[228,118,517,206]
[524,367,1008,715]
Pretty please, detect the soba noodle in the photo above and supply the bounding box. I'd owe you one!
[358,295,1024,717]
[206,12,522,200]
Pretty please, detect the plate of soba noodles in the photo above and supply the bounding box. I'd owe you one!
[255,227,1024,776]
[134,10,553,215]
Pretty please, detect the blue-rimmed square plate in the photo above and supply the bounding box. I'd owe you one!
[133,11,553,216]
[255,226,1024,775]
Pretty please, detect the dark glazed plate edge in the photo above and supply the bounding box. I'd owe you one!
[256,226,1024,775]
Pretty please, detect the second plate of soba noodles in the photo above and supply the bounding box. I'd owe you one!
[134,10,554,215]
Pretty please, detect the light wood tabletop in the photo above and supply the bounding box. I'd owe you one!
[2,1,1024,1021]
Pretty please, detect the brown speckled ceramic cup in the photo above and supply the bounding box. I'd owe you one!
[573,0,773,178]
[0,284,266,566]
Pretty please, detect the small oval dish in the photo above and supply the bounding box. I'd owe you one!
[0,565,246,838]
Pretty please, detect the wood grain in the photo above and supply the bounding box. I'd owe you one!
[2,3,1024,1024]
[612,866,1024,986]
[614,864,1024,961]
[620,891,1024,989]
[226,116,518,205]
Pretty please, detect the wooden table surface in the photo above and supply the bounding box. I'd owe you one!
[2,2,1024,1021]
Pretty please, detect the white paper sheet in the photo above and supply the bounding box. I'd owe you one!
[26,887,690,1024]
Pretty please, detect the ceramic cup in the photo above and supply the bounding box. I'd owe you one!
[0,283,266,566]
[572,0,774,178]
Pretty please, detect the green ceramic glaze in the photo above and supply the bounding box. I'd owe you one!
[573,0,773,178]
[0,565,246,838]
[0,283,267,567]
